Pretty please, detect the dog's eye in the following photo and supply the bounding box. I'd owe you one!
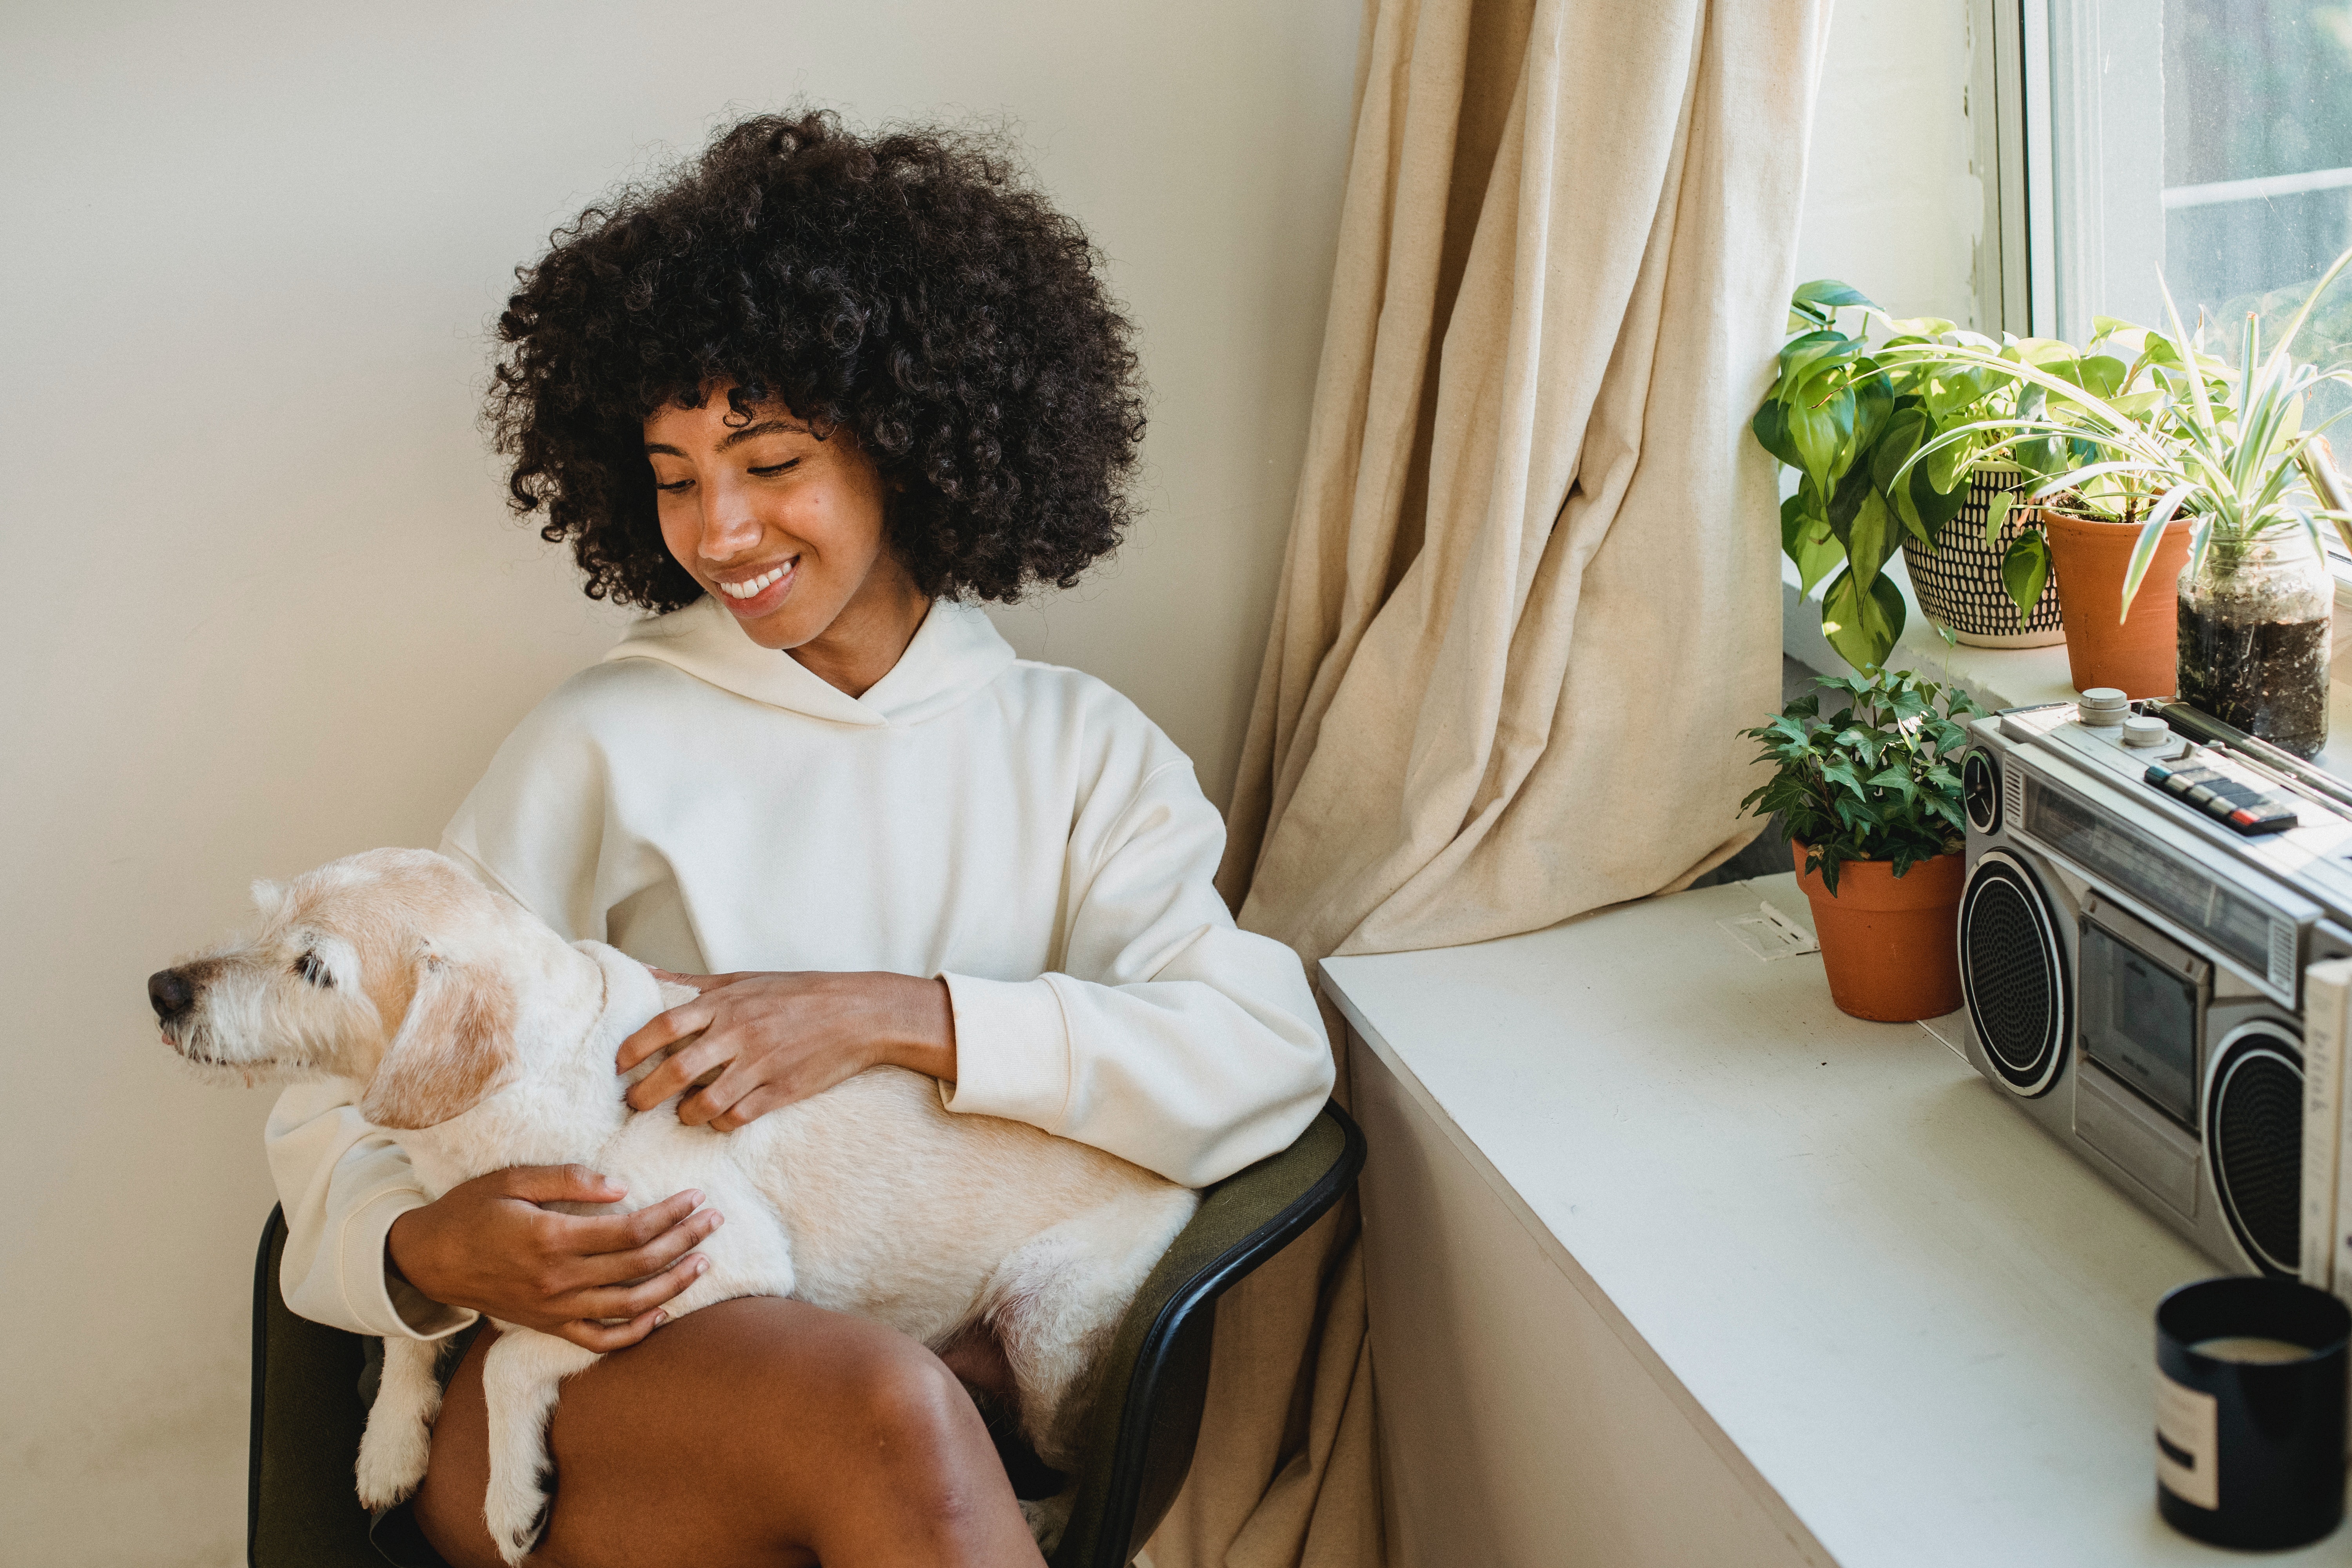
[295,952,332,988]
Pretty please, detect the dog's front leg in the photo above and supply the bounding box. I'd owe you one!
[355,1335,452,1510]
[478,1328,601,1566]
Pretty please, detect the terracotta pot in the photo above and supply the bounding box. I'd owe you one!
[2040,505,2192,697]
[1792,843,1964,1022]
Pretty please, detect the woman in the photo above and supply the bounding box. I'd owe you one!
[265,112,1334,1568]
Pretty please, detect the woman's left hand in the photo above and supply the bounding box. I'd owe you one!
[617,970,957,1131]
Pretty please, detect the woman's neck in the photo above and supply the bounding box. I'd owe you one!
[787,564,931,697]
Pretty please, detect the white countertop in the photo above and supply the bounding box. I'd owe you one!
[1321,871,2352,1567]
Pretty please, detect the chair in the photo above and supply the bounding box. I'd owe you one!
[247,1102,1365,1568]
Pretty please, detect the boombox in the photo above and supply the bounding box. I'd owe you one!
[1957,699,2352,1278]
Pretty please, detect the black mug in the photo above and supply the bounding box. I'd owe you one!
[2155,1276,2350,1550]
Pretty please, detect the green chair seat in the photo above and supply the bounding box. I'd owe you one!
[248,1102,1365,1568]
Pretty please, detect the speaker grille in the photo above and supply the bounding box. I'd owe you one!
[1960,854,2067,1096]
[2210,1036,2303,1278]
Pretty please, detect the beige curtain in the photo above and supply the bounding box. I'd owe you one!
[1149,0,1829,1563]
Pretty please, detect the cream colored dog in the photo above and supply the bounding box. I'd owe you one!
[153,848,1197,1564]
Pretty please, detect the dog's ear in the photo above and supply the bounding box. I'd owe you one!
[361,953,514,1131]
[250,878,290,920]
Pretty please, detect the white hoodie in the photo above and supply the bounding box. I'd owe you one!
[265,597,1335,1339]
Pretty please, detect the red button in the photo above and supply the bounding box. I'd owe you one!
[2230,809,2259,826]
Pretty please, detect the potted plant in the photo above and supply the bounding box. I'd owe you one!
[1886,323,2215,696]
[1891,242,2352,752]
[1740,668,1982,1022]
[1751,282,2051,668]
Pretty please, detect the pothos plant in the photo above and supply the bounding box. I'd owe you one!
[1751,281,2013,670]
[1740,668,1983,895]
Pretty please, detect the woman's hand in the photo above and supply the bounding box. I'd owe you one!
[618,970,956,1132]
[385,1166,722,1351]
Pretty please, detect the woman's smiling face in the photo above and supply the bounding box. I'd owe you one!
[643,388,910,656]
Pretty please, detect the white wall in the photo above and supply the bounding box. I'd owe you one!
[0,4,1357,1562]
[1793,0,1982,325]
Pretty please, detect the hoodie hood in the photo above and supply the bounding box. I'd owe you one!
[602,595,1017,727]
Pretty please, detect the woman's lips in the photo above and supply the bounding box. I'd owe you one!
[712,558,796,617]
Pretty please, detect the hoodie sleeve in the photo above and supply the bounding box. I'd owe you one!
[939,759,1335,1187]
[263,1082,478,1340]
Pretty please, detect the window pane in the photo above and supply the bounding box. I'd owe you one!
[2163,1,2352,386]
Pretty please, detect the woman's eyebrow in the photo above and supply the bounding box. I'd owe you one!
[716,420,809,451]
[642,420,809,459]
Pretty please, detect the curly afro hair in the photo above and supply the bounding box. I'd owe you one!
[488,110,1146,610]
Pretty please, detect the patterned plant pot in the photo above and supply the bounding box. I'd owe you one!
[1900,464,2067,648]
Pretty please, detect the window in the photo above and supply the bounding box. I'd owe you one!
[1979,0,2352,560]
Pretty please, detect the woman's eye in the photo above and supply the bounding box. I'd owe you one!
[653,478,693,494]
[748,459,800,478]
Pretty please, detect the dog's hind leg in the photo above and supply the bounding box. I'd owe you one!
[478,1329,600,1567]
[984,1185,1200,1469]
[355,1335,451,1510]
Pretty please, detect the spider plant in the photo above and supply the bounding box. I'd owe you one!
[1884,241,2352,622]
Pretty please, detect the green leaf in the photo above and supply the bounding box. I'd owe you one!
[1751,400,1800,467]
[1847,487,1895,590]
[2116,482,2198,617]
[1787,397,1840,495]
[1984,488,2016,548]
[1923,431,1971,495]
[1821,567,1907,670]
[1871,407,1931,492]
[1794,279,1877,312]
[1908,460,1971,543]
[2000,531,2051,616]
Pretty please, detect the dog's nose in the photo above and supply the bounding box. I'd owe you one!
[148,968,196,1022]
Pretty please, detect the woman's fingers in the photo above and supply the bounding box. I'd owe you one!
[572,1207,724,1290]
[565,1249,712,1322]
[626,1027,735,1109]
[502,1163,628,1207]
[647,968,737,994]
[566,1187,704,1256]
[616,999,714,1074]
[706,1080,799,1133]
[552,1307,669,1354]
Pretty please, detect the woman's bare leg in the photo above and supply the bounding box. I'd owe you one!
[411,1298,1044,1568]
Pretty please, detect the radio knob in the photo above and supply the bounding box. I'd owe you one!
[2122,716,2171,748]
[2078,688,2131,726]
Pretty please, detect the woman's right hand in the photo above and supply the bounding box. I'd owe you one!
[385,1165,722,1350]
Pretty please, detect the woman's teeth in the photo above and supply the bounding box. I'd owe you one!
[720,564,789,600]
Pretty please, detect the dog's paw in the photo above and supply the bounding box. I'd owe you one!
[1021,1489,1075,1555]
[483,1469,554,1567]
[353,1414,432,1510]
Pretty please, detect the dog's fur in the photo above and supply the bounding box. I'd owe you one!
[158,848,1198,1563]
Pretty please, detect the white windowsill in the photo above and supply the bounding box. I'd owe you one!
[1779,552,2352,776]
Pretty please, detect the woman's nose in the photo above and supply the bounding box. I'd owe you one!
[698,481,764,561]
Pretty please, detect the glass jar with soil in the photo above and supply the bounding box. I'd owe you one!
[2176,524,2333,758]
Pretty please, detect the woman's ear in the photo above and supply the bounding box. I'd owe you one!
[361,953,515,1131]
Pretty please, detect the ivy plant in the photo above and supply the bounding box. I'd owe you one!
[1739,668,1983,895]
[1751,281,2011,670]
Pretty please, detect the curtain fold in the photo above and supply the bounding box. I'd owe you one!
[1158,0,1829,1563]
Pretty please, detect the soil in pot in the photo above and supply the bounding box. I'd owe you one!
[1792,843,1963,1022]
[2176,528,2332,759]
[2042,506,2192,697]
